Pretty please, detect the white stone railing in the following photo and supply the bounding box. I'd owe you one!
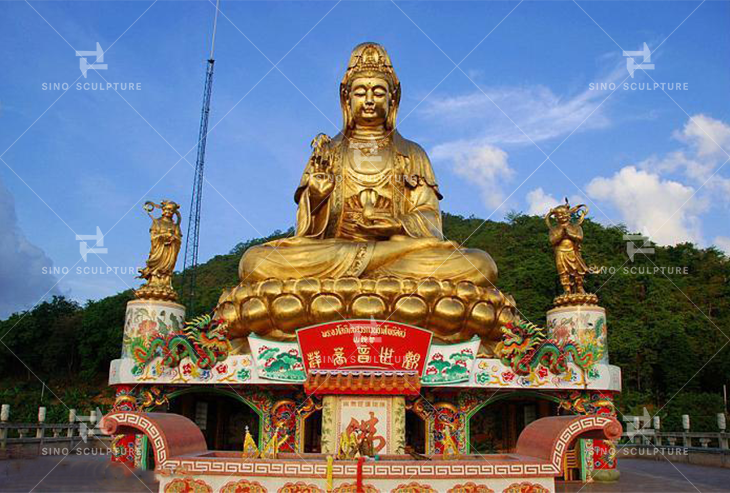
[0,404,109,453]
[622,413,729,451]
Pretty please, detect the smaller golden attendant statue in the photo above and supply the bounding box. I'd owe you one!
[136,200,182,302]
[545,199,597,306]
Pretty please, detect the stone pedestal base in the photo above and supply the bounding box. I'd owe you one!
[122,299,186,358]
[547,304,608,364]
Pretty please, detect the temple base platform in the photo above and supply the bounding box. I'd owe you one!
[101,411,621,493]
[111,313,622,486]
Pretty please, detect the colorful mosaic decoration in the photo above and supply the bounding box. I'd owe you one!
[249,335,306,382]
[422,338,479,385]
[392,482,437,493]
[111,384,137,465]
[497,320,599,376]
[111,434,136,465]
[112,385,138,411]
[277,482,323,493]
[432,403,462,455]
[123,301,185,358]
[164,477,213,493]
[547,307,608,364]
[592,439,617,470]
[130,313,231,374]
[558,390,616,416]
[220,479,267,493]
[447,484,495,493]
[138,386,169,411]
[272,400,298,453]
[472,359,596,388]
[502,483,549,493]
[331,483,378,493]
[115,355,254,384]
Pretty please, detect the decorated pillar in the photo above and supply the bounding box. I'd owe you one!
[547,305,608,364]
[110,385,138,465]
[545,200,619,482]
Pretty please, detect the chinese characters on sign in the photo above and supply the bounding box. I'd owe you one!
[296,320,432,375]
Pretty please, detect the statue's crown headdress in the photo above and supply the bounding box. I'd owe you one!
[342,42,399,88]
[161,200,180,211]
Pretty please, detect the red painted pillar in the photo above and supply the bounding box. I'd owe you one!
[110,385,137,466]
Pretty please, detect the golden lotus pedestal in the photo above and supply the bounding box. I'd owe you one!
[215,276,517,352]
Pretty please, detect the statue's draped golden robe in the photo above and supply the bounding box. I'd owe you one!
[550,227,588,277]
[239,133,498,286]
[139,217,181,280]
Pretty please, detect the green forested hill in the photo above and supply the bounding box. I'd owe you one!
[1,213,728,429]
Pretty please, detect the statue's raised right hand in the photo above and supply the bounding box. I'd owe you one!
[308,172,334,199]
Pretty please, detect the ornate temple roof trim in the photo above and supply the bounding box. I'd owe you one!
[303,370,421,395]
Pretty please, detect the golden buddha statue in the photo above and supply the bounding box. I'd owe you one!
[216,43,516,349]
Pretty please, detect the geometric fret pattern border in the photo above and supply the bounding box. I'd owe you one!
[102,412,618,480]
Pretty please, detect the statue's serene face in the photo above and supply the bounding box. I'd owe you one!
[348,76,390,128]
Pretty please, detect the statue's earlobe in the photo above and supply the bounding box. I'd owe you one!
[340,84,354,133]
[344,103,353,131]
[386,85,401,131]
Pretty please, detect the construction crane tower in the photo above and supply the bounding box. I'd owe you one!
[181,0,221,310]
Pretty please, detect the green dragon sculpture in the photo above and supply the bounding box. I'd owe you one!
[496,320,599,376]
[130,314,231,374]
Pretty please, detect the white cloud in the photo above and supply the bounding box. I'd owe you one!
[431,142,514,210]
[421,63,625,148]
[586,166,707,245]
[426,60,625,215]
[675,114,730,158]
[0,179,60,319]
[525,188,561,216]
[713,236,730,254]
[641,114,730,202]
[586,115,730,248]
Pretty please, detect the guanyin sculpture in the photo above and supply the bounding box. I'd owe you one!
[216,43,516,351]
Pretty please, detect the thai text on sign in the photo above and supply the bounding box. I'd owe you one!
[296,320,432,375]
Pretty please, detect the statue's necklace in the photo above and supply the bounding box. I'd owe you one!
[348,135,391,156]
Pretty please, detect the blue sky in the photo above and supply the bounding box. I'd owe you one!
[0,0,729,317]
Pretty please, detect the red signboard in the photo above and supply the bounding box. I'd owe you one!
[296,319,432,375]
